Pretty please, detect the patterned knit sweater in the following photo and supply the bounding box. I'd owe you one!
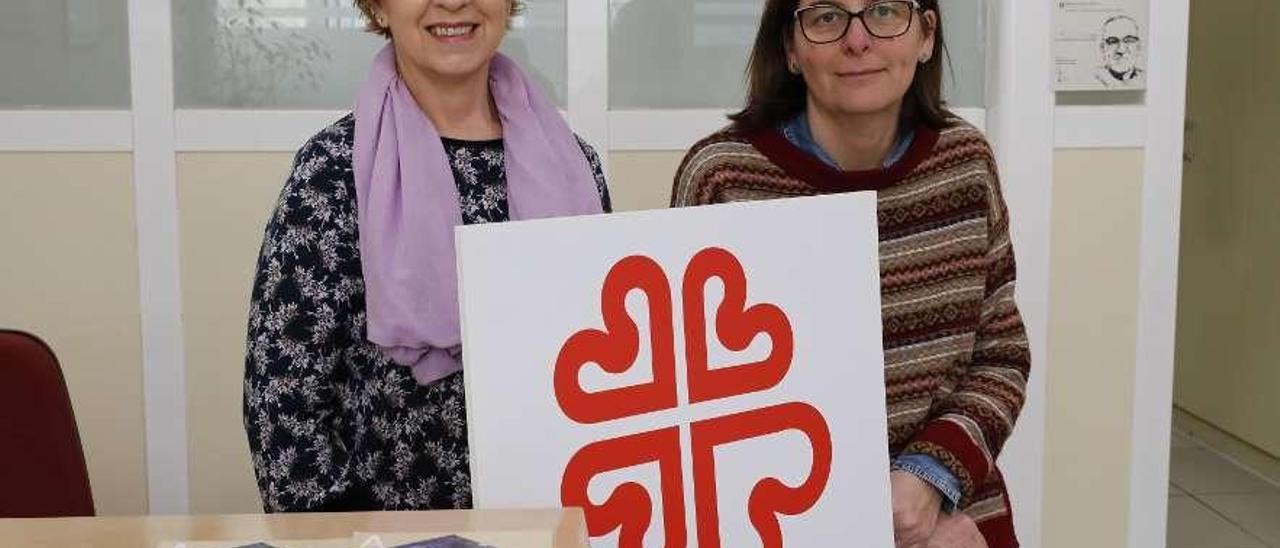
[671,120,1030,548]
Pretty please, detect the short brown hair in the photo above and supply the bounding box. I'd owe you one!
[729,0,952,132]
[353,0,526,39]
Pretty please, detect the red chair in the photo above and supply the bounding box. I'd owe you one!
[0,329,95,517]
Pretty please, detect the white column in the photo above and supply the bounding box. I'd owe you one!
[128,0,190,515]
[1129,0,1191,546]
[984,0,1054,546]
[566,0,610,169]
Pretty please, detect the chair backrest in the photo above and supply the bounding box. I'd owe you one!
[0,329,95,517]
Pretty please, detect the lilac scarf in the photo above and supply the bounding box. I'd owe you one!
[353,45,602,385]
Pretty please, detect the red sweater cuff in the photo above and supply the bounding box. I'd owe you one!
[901,419,992,501]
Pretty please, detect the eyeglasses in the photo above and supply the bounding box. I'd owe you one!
[794,1,921,44]
[1103,35,1140,47]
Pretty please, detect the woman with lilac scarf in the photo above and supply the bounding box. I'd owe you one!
[243,0,609,512]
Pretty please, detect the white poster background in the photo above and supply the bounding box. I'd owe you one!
[457,194,894,547]
[1055,0,1149,91]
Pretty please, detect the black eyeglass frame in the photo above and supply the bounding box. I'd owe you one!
[793,0,924,44]
[1102,35,1141,47]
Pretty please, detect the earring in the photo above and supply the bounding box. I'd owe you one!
[376,14,388,27]
[789,62,800,74]
[919,53,931,64]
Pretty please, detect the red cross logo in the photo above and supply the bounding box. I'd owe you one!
[556,247,834,548]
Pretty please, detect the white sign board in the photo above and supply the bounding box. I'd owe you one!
[1055,0,1149,91]
[457,194,893,547]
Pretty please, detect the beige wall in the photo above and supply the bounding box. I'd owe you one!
[178,152,296,514]
[0,153,148,515]
[1042,148,1146,547]
[1173,0,1280,459]
[608,152,686,212]
[176,148,1154,548]
[3,145,1152,542]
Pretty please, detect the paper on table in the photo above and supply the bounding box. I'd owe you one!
[353,530,553,548]
[353,535,492,548]
[156,539,349,548]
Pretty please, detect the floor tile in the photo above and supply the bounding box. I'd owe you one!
[1166,497,1266,548]
[1171,447,1276,496]
[1200,493,1280,547]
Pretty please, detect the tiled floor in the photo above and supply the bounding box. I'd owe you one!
[1168,431,1280,547]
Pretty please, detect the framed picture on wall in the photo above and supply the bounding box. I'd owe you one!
[1054,0,1149,91]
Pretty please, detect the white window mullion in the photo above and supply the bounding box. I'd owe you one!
[0,111,133,152]
[607,108,986,152]
[128,0,190,515]
[175,110,346,151]
[983,0,1053,545]
[609,109,731,152]
[566,0,610,167]
[1130,1,1191,546]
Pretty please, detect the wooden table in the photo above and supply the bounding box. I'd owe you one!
[0,508,588,548]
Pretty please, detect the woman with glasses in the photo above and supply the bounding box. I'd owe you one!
[672,1,1028,547]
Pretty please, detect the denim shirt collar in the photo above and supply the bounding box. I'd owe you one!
[780,111,916,170]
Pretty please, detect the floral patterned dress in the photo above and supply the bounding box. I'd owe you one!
[243,113,610,512]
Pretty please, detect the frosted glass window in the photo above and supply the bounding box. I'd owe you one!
[173,0,567,109]
[609,0,986,109]
[939,0,986,108]
[0,0,131,109]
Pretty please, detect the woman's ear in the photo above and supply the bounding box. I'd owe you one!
[784,32,801,74]
[368,0,388,28]
[787,54,801,74]
[919,10,938,63]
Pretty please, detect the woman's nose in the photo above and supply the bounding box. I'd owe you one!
[841,17,874,53]
[433,0,471,11]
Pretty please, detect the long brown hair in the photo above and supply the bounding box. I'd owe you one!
[729,0,952,132]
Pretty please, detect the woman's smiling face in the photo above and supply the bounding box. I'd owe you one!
[376,0,513,82]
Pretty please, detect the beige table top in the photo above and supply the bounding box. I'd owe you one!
[0,508,588,548]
